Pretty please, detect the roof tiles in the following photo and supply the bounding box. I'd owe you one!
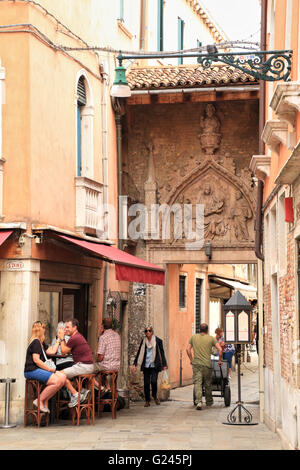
[127,64,258,91]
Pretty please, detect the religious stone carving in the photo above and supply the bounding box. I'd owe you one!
[201,182,229,240]
[199,104,222,155]
[165,157,255,247]
[229,190,253,241]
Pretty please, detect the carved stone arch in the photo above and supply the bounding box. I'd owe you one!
[167,158,255,213]
[166,157,255,246]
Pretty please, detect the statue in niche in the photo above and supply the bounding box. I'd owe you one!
[230,190,252,241]
[201,183,228,239]
[199,104,222,155]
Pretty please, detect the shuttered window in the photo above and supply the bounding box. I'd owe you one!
[77,76,86,106]
[195,278,202,333]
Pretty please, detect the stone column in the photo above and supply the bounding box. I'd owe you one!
[0,259,40,424]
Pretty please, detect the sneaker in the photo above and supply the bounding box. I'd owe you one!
[144,401,150,407]
[228,375,232,380]
[68,393,79,408]
[80,389,91,404]
[154,398,161,405]
[196,403,202,410]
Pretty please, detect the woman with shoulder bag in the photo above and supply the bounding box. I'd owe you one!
[131,326,168,407]
[24,322,66,413]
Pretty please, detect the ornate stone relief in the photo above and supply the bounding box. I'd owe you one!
[126,102,257,249]
[199,103,222,155]
[164,158,255,247]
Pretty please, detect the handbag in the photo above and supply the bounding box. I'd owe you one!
[41,345,56,371]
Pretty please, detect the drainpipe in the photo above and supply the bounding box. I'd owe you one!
[100,56,110,316]
[112,97,125,250]
[257,0,267,424]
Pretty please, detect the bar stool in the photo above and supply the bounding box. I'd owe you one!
[71,374,95,426]
[97,370,118,419]
[55,389,70,421]
[24,380,49,427]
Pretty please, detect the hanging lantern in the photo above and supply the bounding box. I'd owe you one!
[224,291,251,344]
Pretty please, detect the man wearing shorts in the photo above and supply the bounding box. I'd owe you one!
[58,318,95,408]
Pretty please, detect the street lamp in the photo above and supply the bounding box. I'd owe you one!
[224,290,251,344]
[223,291,257,426]
[110,63,131,97]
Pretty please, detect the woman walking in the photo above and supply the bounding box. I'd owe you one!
[131,326,167,407]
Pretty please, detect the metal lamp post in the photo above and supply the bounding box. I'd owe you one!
[223,291,258,426]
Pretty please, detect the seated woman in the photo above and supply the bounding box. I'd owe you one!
[24,322,66,413]
[51,322,74,371]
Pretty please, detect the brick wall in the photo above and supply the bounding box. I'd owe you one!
[123,100,259,205]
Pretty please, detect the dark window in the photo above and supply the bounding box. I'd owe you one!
[179,275,186,309]
[157,0,164,51]
[178,17,184,65]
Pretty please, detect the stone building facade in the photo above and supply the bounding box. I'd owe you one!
[249,0,300,450]
[122,64,259,388]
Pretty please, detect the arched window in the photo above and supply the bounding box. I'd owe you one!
[76,74,94,178]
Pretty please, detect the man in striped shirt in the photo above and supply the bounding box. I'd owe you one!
[96,317,121,372]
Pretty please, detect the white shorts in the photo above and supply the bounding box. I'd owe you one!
[63,362,95,379]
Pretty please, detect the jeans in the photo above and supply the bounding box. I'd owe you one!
[223,351,234,369]
[192,364,213,405]
[143,367,158,402]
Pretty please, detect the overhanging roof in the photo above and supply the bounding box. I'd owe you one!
[127,64,258,92]
[209,275,256,300]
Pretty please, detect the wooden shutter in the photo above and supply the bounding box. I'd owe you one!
[77,76,86,106]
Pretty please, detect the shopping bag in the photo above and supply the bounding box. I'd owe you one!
[160,370,171,390]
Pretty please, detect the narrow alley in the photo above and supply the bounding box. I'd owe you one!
[0,353,281,451]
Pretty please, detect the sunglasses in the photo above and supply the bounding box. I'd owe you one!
[144,329,152,333]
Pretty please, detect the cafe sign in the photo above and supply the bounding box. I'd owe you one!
[6,261,25,271]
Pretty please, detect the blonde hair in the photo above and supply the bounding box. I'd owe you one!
[29,323,45,345]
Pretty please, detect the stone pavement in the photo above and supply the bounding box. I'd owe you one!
[0,353,282,450]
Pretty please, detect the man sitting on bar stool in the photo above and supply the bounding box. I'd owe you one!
[94,318,121,393]
[58,319,95,408]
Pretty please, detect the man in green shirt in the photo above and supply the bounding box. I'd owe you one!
[186,323,222,410]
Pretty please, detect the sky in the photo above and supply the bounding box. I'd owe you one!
[200,0,261,45]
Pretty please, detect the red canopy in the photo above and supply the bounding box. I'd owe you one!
[57,234,165,285]
[0,230,13,245]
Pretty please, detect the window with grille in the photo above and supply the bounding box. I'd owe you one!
[179,275,186,309]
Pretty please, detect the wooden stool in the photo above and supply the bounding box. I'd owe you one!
[55,388,70,421]
[97,370,118,419]
[24,380,49,428]
[71,374,95,426]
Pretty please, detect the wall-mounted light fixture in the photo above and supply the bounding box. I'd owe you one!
[204,241,212,260]
[110,55,131,97]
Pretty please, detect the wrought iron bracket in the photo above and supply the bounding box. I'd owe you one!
[117,49,292,82]
[197,50,292,82]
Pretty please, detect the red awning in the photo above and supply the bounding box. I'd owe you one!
[56,234,165,285]
[0,230,13,245]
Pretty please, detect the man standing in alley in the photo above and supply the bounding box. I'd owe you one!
[186,323,222,410]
